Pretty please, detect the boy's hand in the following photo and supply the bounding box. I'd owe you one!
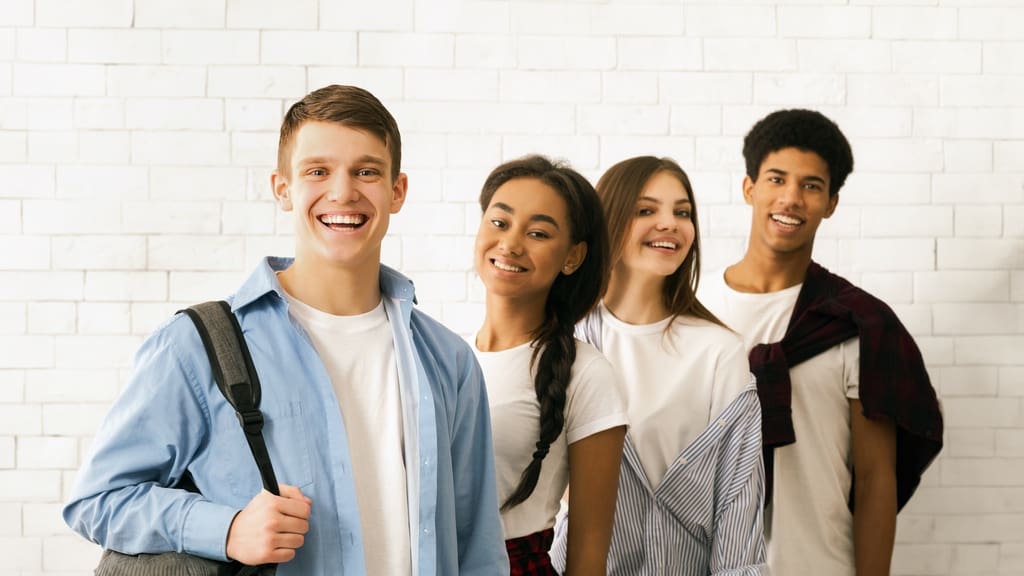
[226,484,312,565]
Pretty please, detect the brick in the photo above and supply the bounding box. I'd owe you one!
[916,107,1024,139]
[132,132,230,166]
[136,0,225,27]
[227,0,317,29]
[401,236,469,272]
[874,8,957,40]
[51,236,146,270]
[0,131,26,163]
[27,303,75,335]
[391,201,466,237]
[27,131,77,163]
[231,131,276,165]
[18,436,77,469]
[860,272,913,304]
[943,140,993,173]
[23,200,121,235]
[416,0,507,33]
[500,70,597,104]
[320,0,413,31]
[984,42,1024,74]
[0,236,48,270]
[224,99,281,132]
[938,239,1020,270]
[26,98,73,131]
[150,167,247,201]
[891,544,951,575]
[221,201,275,235]
[245,236,294,269]
[125,98,223,131]
[0,272,83,302]
[13,64,106,97]
[955,206,1002,238]
[936,513,1024,542]
[44,534,104,570]
[1007,206,1024,238]
[0,404,41,434]
[960,7,1024,41]
[306,68,405,101]
[915,271,1009,303]
[933,175,1023,205]
[209,66,305,98]
[906,487,1024,515]
[1015,271,1024,302]
[25,369,119,403]
[261,31,357,66]
[359,33,454,67]
[68,29,160,64]
[455,34,515,69]
[797,39,891,73]
[392,102,574,135]
[946,429,996,458]
[894,42,982,74]
[706,205,751,237]
[943,398,1021,429]
[405,169,442,203]
[149,236,246,271]
[131,302,185,336]
[890,302,932,336]
[509,2,591,35]
[602,72,658,105]
[162,30,257,65]
[778,6,871,38]
[995,141,1024,171]
[956,336,1024,365]
[400,69,497,102]
[695,136,745,172]
[915,335,954,366]
[861,206,952,238]
[517,36,615,71]
[78,302,131,335]
[854,139,943,172]
[838,239,935,272]
[0,0,31,25]
[21,503,65,536]
[997,430,1024,458]
[591,4,685,36]
[0,535,41,569]
[0,437,10,468]
[56,166,145,201]
[446,135,501,168]
[705,39,797,72]
[935,366,999,397]
[0,502,19,535]
[55,336,139,370]
[0,64,8,96]
[74,98,125,130]
[107,65,206,97]
[935,303,1016,335]
[168,272,244,302]
[0,303,25,335]
[754,74,845,106]
[660,73,752,105]
[76,131,129,164]
[36,0,132,27]
[441,301,483,336]
[667,105,722,137]
[503,135,599,170]
[578,105,669,136]
[847,74,938,107]
[440,169,489,204]
[16,28,67,62]
[942,76,1024,107]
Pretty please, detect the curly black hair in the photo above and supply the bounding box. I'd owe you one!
[742,109,854,197]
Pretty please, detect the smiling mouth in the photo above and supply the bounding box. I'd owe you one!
[646,241,678,250]
[319,214,367,230]
[492,259,526,273]
[770,214,803,228]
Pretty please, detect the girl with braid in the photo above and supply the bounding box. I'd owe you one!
[473,155,628,575]
[551,157,767,575]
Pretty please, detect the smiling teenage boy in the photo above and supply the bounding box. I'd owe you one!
[699,109,942,576]
[64,84,508,575]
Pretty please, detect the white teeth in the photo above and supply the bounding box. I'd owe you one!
[771,214,802,226]
[320,214,365,225]
[648,241,678,249]
[493,260,525,272]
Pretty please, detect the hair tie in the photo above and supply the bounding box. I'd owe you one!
[532,442,549,460]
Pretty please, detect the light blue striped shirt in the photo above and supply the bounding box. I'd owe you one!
[552,313,768,575]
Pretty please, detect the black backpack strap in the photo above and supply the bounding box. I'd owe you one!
[181,301,280,496]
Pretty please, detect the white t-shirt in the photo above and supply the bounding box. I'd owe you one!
[596,304,752,489]
[284,292,412,576]
[700,270,860,576]
[474,339,628,540]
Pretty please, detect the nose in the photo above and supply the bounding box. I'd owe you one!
[499,235,523,256]
[777,182,804,207]
[325,174,360,203]
[655,208,677,231]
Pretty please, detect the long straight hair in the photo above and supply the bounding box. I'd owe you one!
[479,155,609,510]
[597,156,724,329]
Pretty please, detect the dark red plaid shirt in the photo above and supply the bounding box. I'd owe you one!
[748,261,943,511]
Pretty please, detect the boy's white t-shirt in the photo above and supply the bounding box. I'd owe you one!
[473,339,628,540]
[596,304,752,489]
[283,291,412,576]
[699,270,860,576]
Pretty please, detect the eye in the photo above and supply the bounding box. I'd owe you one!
[767,176,783,185]
[803,182,823,191]
[308,168,327,177]
[527,230,551,240]
[675,209,691,218]
[357,168,380,179]
[637,207,654,217]
[489,218,507,229]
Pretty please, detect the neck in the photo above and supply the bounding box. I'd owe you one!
[725,244,812,294]
[603,266,670,325]
[278,257,382,316]
[477,295,545,352]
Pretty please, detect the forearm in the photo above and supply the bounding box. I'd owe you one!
[853,472,897,576]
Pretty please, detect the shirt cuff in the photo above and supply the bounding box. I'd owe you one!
[182,498,241,561]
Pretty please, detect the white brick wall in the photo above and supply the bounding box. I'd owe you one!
[3,0,1021,572]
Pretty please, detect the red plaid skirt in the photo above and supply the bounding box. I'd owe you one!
[505,528,557,576]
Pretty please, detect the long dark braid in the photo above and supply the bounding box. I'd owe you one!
[479,155,609,511]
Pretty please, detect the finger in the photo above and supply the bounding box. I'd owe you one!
[274,496,312,520]
[277,484,311,503]
[268,514,309,535]
[271,532,306,550]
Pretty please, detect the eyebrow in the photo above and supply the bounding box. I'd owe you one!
[764,168,827,184]
[296,154,388,168]
[637,195,692,205]
[491,202,561,229]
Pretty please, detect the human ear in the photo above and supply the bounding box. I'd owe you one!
[562,242,588,275]
[742,175,755,205]
[390,172,409,214]
[271,170,293,211]
[824,193,839,219]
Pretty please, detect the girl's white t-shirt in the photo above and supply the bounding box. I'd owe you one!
[474,339,628,540]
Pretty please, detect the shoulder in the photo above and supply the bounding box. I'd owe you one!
[674,316,745,352]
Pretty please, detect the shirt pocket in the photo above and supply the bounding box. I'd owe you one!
[228,400,315,497]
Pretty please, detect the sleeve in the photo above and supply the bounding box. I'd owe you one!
[844,336,861,399]
[61,318,239,561]
[709,385,770,576]
[710,334,756,424]
[451,352,511,575]
[564,346,628,445]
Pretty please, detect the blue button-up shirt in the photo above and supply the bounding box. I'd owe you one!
[63,257,509,575]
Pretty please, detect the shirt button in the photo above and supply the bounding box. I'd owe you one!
[679,458,688,465]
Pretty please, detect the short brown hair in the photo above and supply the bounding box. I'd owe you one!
[277,84,402,181]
